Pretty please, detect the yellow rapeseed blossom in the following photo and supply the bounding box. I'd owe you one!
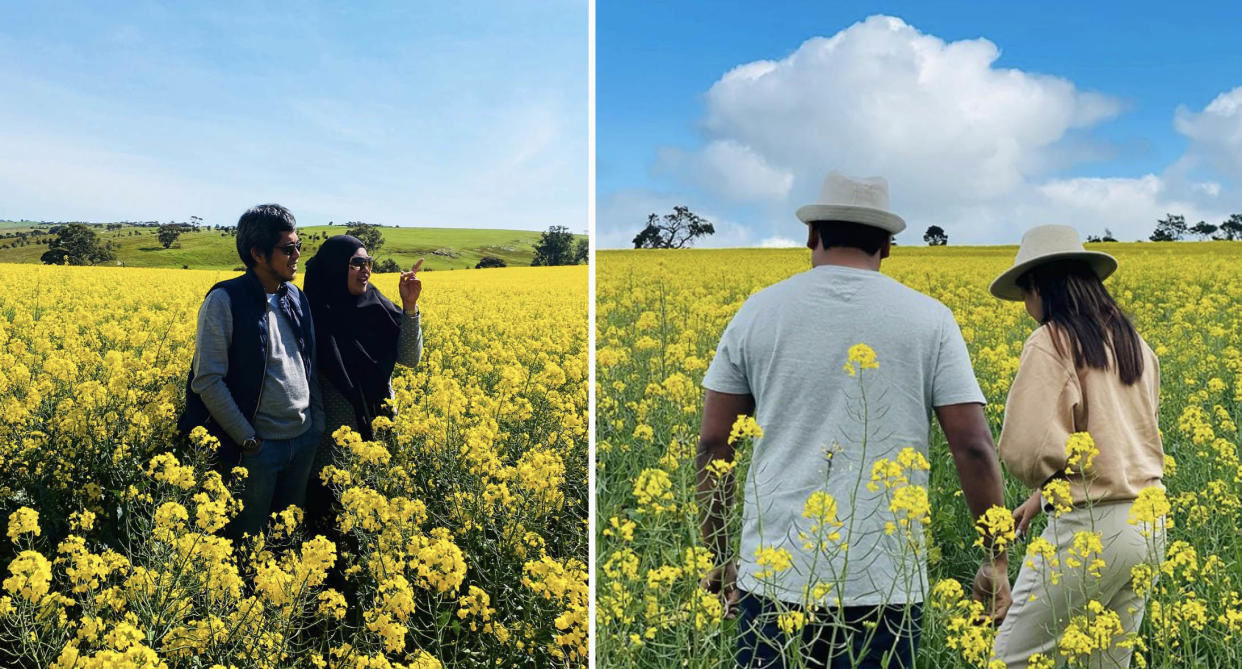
[7,507,40,543]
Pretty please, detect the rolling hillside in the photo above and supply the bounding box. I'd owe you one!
[0,223,586,271]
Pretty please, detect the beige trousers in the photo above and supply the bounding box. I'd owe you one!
[992,500,1165,669]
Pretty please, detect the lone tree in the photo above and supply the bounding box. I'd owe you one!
[1190,221,1218,240]
[475,256,507,269]
[40,223,115,265]
[923,225,948,246]
[1086,228,1118,243]
[531,225,576,266]
[1217,214,1242,241]
[633,206,714,249]
[1150,214,1187,242]
[346,222,385,254]
[158,223,183,249]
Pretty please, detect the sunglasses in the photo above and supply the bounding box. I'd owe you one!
[349,256,374,270]
[276,241,303,256]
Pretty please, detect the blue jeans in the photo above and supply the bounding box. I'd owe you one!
[229,425,321,542]
[736,591,922,668]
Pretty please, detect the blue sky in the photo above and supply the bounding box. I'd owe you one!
[0,1,586,232]
[599,1,1242,246]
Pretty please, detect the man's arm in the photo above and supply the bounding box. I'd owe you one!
[190,290,257,445]
[934,401,1012,620]
[695,389,754,614]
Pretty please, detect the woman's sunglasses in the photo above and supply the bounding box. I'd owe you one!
[349,256,374,270]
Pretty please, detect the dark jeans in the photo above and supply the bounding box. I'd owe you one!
[736,591,922,668]
[228,425,321,542]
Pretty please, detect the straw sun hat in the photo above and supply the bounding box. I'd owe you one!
[796,172,907,234]
[989,225,1118,301]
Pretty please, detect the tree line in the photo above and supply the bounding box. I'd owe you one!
[31,220,589,269]
[920,213,1242,246]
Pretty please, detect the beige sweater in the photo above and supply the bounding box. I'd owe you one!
[998,324,1164,504]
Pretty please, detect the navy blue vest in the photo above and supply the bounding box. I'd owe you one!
[177,271,315,464]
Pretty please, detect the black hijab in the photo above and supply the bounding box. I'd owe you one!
[303,235,403,439]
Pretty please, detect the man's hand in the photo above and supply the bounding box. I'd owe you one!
[1013,490,1043,539]
[972,560,1012,623]
[399,258,424,313]
[700,561,739,619]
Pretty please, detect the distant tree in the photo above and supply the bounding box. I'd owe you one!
[1190,221,1218,240]
[373,257,402,273]
[346,222,385,254]
[1217,214,1242,241]
[1150,214,1187,242]
[158,224,182,249]
[633,206,715,249]
[532,225,576,266]
[923,225,948,246]
[475,256,507,269]
[40,223,115,265]
[574,238,589,264]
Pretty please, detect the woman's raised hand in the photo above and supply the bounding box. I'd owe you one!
[399,258,424,313]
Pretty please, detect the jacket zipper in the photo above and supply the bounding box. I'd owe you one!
[251,296,272,431]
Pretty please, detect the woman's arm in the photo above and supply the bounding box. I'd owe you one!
[998,338,1081,490]
[396,310,423,368]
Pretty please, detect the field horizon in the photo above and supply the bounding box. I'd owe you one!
[0,222,587,271]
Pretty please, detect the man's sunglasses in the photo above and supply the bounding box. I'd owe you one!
[349,256,374,269]
[276,241,303,256]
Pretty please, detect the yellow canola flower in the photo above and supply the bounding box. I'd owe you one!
[1064,432,1099,475]
[727,415,763,445]
[843,342,880,376]
[974,505,1016,554]
[7,507,40,543]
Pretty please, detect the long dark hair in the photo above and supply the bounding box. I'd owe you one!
[1017,259,1144,385]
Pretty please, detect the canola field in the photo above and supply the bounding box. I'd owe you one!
[596,243,1242,668]
[0,264,587,668]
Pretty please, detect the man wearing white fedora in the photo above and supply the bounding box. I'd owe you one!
[697,173,1011,667]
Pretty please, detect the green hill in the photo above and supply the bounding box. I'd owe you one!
[0,223,586,271]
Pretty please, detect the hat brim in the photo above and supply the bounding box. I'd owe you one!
[989,251,1118,301]
[796,204,906,234]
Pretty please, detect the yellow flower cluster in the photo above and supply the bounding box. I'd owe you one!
[0,263,587,667]
[597,244,1242,667]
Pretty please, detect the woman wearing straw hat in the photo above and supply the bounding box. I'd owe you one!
[988,225,1165,668]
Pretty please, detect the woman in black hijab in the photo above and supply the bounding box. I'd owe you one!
[302,235,423,529]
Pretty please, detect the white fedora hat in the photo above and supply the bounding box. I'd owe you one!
[796,172,906,234]
[989,225,1118,301]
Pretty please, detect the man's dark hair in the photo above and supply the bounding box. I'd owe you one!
[236,204,296,268]
[810,220,889,255]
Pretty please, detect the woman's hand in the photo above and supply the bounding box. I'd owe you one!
[1013,489,1043,539]
[399,258,424,313]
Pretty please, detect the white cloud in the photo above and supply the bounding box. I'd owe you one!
[687,15,1122,213]
[610,15,1242,246]
[758,236,803,248]
[1175,85,1242,182]
[657,140,794,203]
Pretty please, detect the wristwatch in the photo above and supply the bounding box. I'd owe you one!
[241,436,263,454]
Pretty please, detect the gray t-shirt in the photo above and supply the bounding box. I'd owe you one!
[702,264,984,606]
[190,289,318,443]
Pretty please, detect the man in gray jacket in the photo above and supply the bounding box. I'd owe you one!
[178,204,324,541]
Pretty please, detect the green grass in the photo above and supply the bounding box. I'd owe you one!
[0,223,586,271]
